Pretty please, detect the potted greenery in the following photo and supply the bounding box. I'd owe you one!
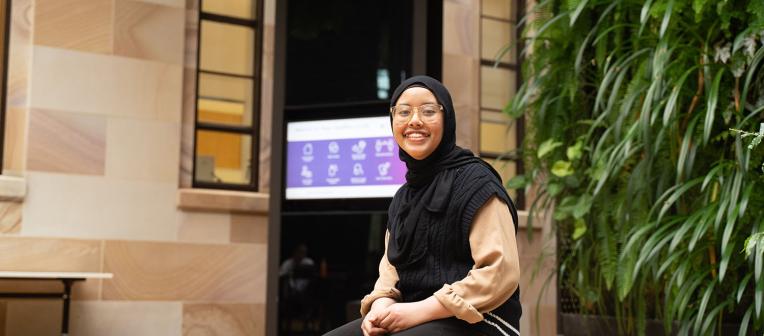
[506,0,764,335]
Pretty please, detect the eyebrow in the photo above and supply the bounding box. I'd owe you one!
[395,101,438,106]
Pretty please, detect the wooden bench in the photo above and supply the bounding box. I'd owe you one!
[0,271,113,336]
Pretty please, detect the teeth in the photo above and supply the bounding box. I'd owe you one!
[406,133,427,138]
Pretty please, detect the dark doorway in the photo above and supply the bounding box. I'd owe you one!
[271,0,442,334]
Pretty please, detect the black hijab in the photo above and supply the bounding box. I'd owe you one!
[387,76,515,268]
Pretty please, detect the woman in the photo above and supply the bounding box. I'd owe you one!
[325,76,521,336]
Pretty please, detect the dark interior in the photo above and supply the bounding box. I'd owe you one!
[279,0,441,333]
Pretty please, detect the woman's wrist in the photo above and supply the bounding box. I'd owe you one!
[419,296,453,321]
[370,297,396,312]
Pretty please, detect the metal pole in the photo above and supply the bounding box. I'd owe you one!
[61,279,73,336]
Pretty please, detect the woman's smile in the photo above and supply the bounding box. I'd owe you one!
[404,130,430,140]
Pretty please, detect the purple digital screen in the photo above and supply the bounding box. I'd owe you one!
[285,117,407,199]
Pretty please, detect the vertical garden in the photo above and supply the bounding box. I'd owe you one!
[508,0,764,334]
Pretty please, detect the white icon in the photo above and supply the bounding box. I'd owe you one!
[328,141,339,154]
[377,162,390,176]
[353,163,364,176]
[328,164,338,177]
[302,143,313,155]
[375,139,394,152]
[301,165,313,178]
[352,140,366,154]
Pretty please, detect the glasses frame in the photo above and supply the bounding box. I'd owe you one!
[390,103,443,124]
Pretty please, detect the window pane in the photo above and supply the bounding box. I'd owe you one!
[202,0,256,20]
[481,120,517,154]
[482,18,515,64]
[198,73,254,127]
[195,130,252,185]
[200,20,255,76]
[482,0,513,20]
[480,66,516,110]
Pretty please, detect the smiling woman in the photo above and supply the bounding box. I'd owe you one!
[324,76,522,336]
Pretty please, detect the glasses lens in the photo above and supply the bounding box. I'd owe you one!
[421,105,439,120]
[395,107,411,121]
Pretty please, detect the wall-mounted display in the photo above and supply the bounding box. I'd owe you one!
[285,116,406,200]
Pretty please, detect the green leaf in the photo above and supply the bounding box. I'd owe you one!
[677,116,698,179]
[732,26,756,53]
[657,177,703,222]
[700,300,730,335]
[617,247,637,299]
[703,69,724,145]
[566,140,584,161]
[719,230,734,282]
[553,208,569,221]
[736,273,752,303]
[506,175,527,189]
[554,196,577,221]
[572,218,587,240]
[572,193,592,219]
[753,252,764,316]
[638,0,654,35]
[740,46,764,112]
[744,232,764,257]
[663,66,698,126]
[692,0,708,14]
[537,139,562,159]
[547,182,563,196]
[551,160,574,177]
[737,308,751,336]
[756,244,763,317]
[568,0,588,26]
[659,0,675,38]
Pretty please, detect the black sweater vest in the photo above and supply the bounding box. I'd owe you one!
[389,163,522,336]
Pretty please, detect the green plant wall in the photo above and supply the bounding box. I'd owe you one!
[507,0,764,334]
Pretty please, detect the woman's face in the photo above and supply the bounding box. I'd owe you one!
[392,87,444,160]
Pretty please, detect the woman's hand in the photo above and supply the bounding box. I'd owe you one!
[375,297,452,333]
[362,298,396,336]
[374,302,425,333]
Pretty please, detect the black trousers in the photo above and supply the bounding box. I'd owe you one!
[323,317,486,336]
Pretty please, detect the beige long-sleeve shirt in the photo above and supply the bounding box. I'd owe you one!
[359,196,521,323]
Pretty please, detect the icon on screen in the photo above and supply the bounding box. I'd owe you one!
[328,164,339,177]
[351,163,367,184]
[301,165,313,178]
[352,140,366,154]
[327,141,340,159]
[301,143,314,162]
[326,164,340,185]
[353,163,364,176]
[374,139,394,157]
[375,139,394,152]
[329,141,339,154]
[301,165,313,186]
[377,162,390,176]
[352,140,367,160]
[303,143,313,155]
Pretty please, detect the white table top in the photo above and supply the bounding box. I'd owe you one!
[0,271,113,279]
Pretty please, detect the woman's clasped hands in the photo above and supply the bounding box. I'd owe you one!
[362,297,450,336]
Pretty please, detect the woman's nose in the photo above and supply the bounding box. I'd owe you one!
[408,111,423,126]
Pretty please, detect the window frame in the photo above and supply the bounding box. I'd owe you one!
[478,0,525,208]
[0,0,12,175]
[192,0,264,191]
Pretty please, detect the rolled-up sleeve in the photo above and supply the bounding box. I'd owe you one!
[360,231,402,317]
[433,196,521,323]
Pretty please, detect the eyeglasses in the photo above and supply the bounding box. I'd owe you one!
[390,104,443,124]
